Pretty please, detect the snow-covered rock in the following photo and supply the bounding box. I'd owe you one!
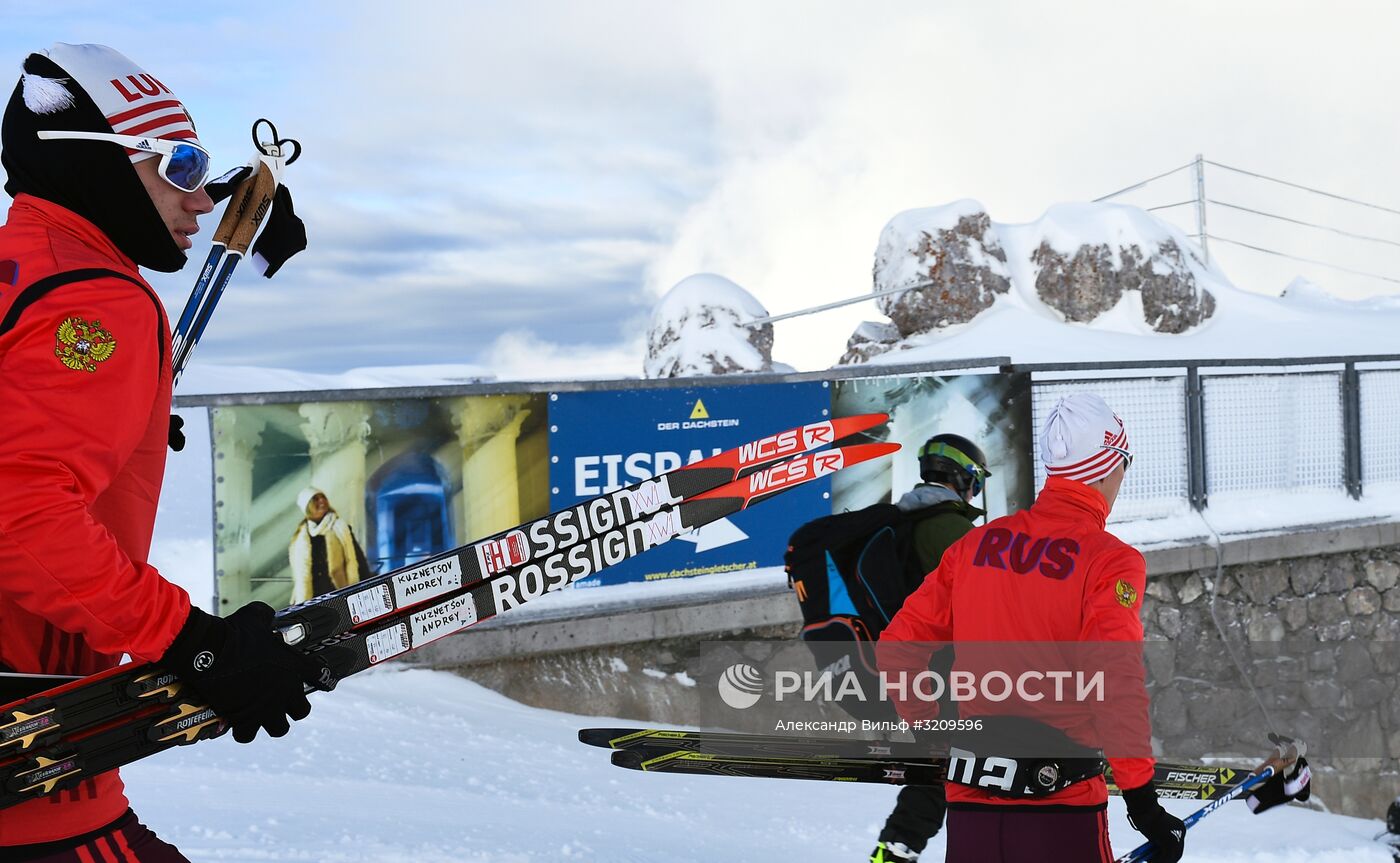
[847,201,1222,364]
[644,273,789,378]
[1029,203,1216,333]
[839,320,902,365]
[872,199,1012,339]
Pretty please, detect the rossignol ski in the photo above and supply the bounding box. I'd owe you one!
[581,727,1249,800]
[1,413,883,756]
[0,423,894,808]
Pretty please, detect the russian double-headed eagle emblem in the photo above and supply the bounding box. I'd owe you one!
[54,316,117,372]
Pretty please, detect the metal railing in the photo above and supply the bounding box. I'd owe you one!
[1015,354,1400,516]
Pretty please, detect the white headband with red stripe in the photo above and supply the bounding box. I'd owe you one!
[38,43,200,163]
[1040,393,1132,484]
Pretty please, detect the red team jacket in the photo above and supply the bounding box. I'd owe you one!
[879,475,1156,807]
[0,195,192,843]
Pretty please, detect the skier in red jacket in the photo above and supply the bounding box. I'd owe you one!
[878,393,1185,863]
[0,43,329,859]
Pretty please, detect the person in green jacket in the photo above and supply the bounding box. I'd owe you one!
[872,433,991,863]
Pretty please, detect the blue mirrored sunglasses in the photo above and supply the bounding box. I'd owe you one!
[37,130,212,193]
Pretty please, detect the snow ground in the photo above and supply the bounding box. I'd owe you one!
[122,667,1390,862]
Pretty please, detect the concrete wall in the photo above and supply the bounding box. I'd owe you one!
[406,521,1400,818]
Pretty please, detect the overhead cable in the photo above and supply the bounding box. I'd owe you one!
[1092,161,1196,203]
[1205,160,1400,219]
[1208,199,1400,250]
[1207,235,1400,286]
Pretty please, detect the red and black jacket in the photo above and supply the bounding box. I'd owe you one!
[0,194,191,844]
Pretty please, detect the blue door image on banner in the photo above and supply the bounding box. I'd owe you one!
[368,453,454,572]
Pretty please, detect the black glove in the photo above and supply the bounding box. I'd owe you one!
[205,165,251,204]
[1247,756,1311,814]
[1123,781,1186,863]
[167,414,185,452]
[204,165,307,277]
[160,603,336,743]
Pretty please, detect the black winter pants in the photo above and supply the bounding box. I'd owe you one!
[878,782,948,853]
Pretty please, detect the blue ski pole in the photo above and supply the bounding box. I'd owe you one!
[172,119,298,385]
[1117,738,1302,863]
[169,244,225,364]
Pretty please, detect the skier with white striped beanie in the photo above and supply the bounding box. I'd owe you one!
[880,392,1186,863]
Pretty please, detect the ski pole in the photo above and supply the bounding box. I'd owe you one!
[1117,737,1302,863]
[169,245,224,363]
[171,119,298,385]
[1117,767,1273,862]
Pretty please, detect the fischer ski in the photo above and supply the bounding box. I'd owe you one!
[603,746,1246,800]
[0,414,886,763]
[0,435,896,809]
[582,727,1249,800]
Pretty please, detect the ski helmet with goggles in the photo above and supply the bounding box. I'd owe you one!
[918,434,991,498]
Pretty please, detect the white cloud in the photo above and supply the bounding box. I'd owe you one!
[641,0,1400,369]
[5,1,1400,378]
[484,329,647,382]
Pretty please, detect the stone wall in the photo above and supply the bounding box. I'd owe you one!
[419,524,1400,819]
[1141,543,1400,818]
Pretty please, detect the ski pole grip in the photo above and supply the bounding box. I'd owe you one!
[224,163,279,256]
[210,168,255,247]
[211,162,278,255]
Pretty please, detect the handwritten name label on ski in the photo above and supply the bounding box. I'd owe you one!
[347,583,393,625]
[410,594,478,646]
[391,557,463,608]
[365,624,412,665]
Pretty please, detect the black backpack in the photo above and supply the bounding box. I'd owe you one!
[784,501,961,719]
[786,504,922,641]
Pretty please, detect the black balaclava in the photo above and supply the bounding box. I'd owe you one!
[2,44,197,272]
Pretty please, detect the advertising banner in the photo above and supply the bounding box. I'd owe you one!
[830,372,1034,519]
[211,393,549,613]
[548,383,832,586]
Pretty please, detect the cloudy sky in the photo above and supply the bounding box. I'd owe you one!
[4,1,1398,378]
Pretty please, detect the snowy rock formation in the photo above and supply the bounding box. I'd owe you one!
[644,274,789,378]
[1030,204,1215,334]
[848,201,1218,363]
[872,201,1012,338]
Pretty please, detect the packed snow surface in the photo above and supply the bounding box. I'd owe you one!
[123,667,1390,862]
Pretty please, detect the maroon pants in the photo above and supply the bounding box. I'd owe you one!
[946,804,1113,863]
[1,810,190,863]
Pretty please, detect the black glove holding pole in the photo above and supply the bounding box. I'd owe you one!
[160,603,336,743]
[1123,780,1186,863]
[1247,755,1311,814]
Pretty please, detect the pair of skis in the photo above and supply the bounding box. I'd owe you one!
[578,727,1251,801]
[582,727,1307,863]
[0,414,896,810]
